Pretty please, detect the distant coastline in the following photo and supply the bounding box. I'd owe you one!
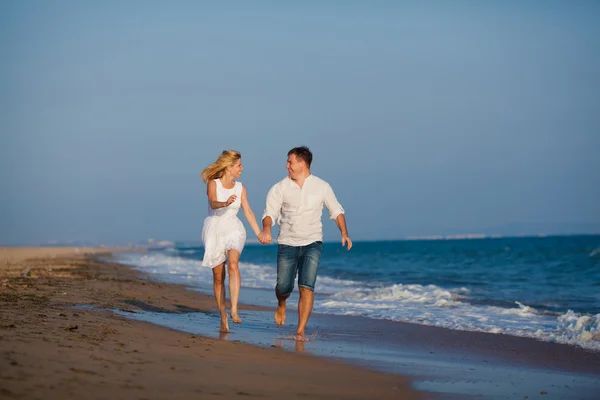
[401,232,600,241]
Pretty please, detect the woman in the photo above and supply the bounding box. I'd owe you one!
[200,150,262,333]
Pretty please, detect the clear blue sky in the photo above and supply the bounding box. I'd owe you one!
[1,1,599,245]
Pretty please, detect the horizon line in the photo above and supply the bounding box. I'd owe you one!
[6,232,598,248]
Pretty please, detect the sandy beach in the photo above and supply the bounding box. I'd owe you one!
[0,248,422,399]
[3,247,600,399]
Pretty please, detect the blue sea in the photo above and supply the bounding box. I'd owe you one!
[119,235,600,351]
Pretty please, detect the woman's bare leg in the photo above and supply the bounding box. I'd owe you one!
[226,250,242,323]
[212,264,229,332]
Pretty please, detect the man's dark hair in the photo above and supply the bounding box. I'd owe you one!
[288,146,313,168]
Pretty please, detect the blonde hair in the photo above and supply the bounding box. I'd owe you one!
[200,150,241,183]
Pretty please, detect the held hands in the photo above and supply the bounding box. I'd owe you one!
[258,231,272,244]
[225,195,237,206]
[341,234,353,250]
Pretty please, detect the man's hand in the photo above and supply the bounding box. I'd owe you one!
[341,234,352,250]
[258,231,272,244]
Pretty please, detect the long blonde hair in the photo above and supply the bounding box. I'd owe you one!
[200,150,241,183]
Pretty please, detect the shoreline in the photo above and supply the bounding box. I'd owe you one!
[0,247,422,399]
[117,249,600,399]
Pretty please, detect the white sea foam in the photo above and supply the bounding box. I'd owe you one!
[118,252,600,351]
[119,252,361,294]
[498,302,539,316]
[318,287,600,350]
[557,310,600,343]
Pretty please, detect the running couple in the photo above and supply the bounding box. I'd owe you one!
[200,146,352,341]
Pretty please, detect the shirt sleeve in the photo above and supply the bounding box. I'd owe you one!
[262,182,283,226]
[324,183,345,221]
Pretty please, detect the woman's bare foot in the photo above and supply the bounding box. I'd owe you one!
[274,301,286,326]
[219,331,230,340]
[231,311,242,323]
[295,340,306,352]
[293,332,310,342]
[220,315,229,333]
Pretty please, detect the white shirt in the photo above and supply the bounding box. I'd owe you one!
[262,175,345,246]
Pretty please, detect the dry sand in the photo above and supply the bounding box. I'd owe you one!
[0,248,423,399]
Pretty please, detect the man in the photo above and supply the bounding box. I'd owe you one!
[259,146,352,341]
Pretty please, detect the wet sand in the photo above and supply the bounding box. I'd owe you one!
[116,290,600,399]
[0,248,422,399]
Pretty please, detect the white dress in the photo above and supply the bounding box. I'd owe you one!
[201,179,246,268]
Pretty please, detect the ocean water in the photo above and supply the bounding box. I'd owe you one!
[119,235,600,351]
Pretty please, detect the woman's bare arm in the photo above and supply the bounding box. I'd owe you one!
[207,180,236,210]
[240,185,261,236]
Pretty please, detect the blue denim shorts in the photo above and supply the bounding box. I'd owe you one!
[276,241,323,295]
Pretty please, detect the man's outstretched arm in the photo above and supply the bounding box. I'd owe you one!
[324,183,351,250]
[260,183,283,244]
[260,216,273,244]
[335,214,352,250]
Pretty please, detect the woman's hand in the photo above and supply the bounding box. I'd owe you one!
[225,195,237,206]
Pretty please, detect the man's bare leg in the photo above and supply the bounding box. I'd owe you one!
[212,264,229,332]
[274,288,289,326]
[295,287,313,341]
[226,250,242,323]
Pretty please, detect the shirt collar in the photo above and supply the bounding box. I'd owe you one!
[285,174,312,189]
[286,174,313,182]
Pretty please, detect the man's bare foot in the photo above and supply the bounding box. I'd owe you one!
[293,333,310,342]
[220,315,229,333]
[231,311,242,323]
[274,301,286,326]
